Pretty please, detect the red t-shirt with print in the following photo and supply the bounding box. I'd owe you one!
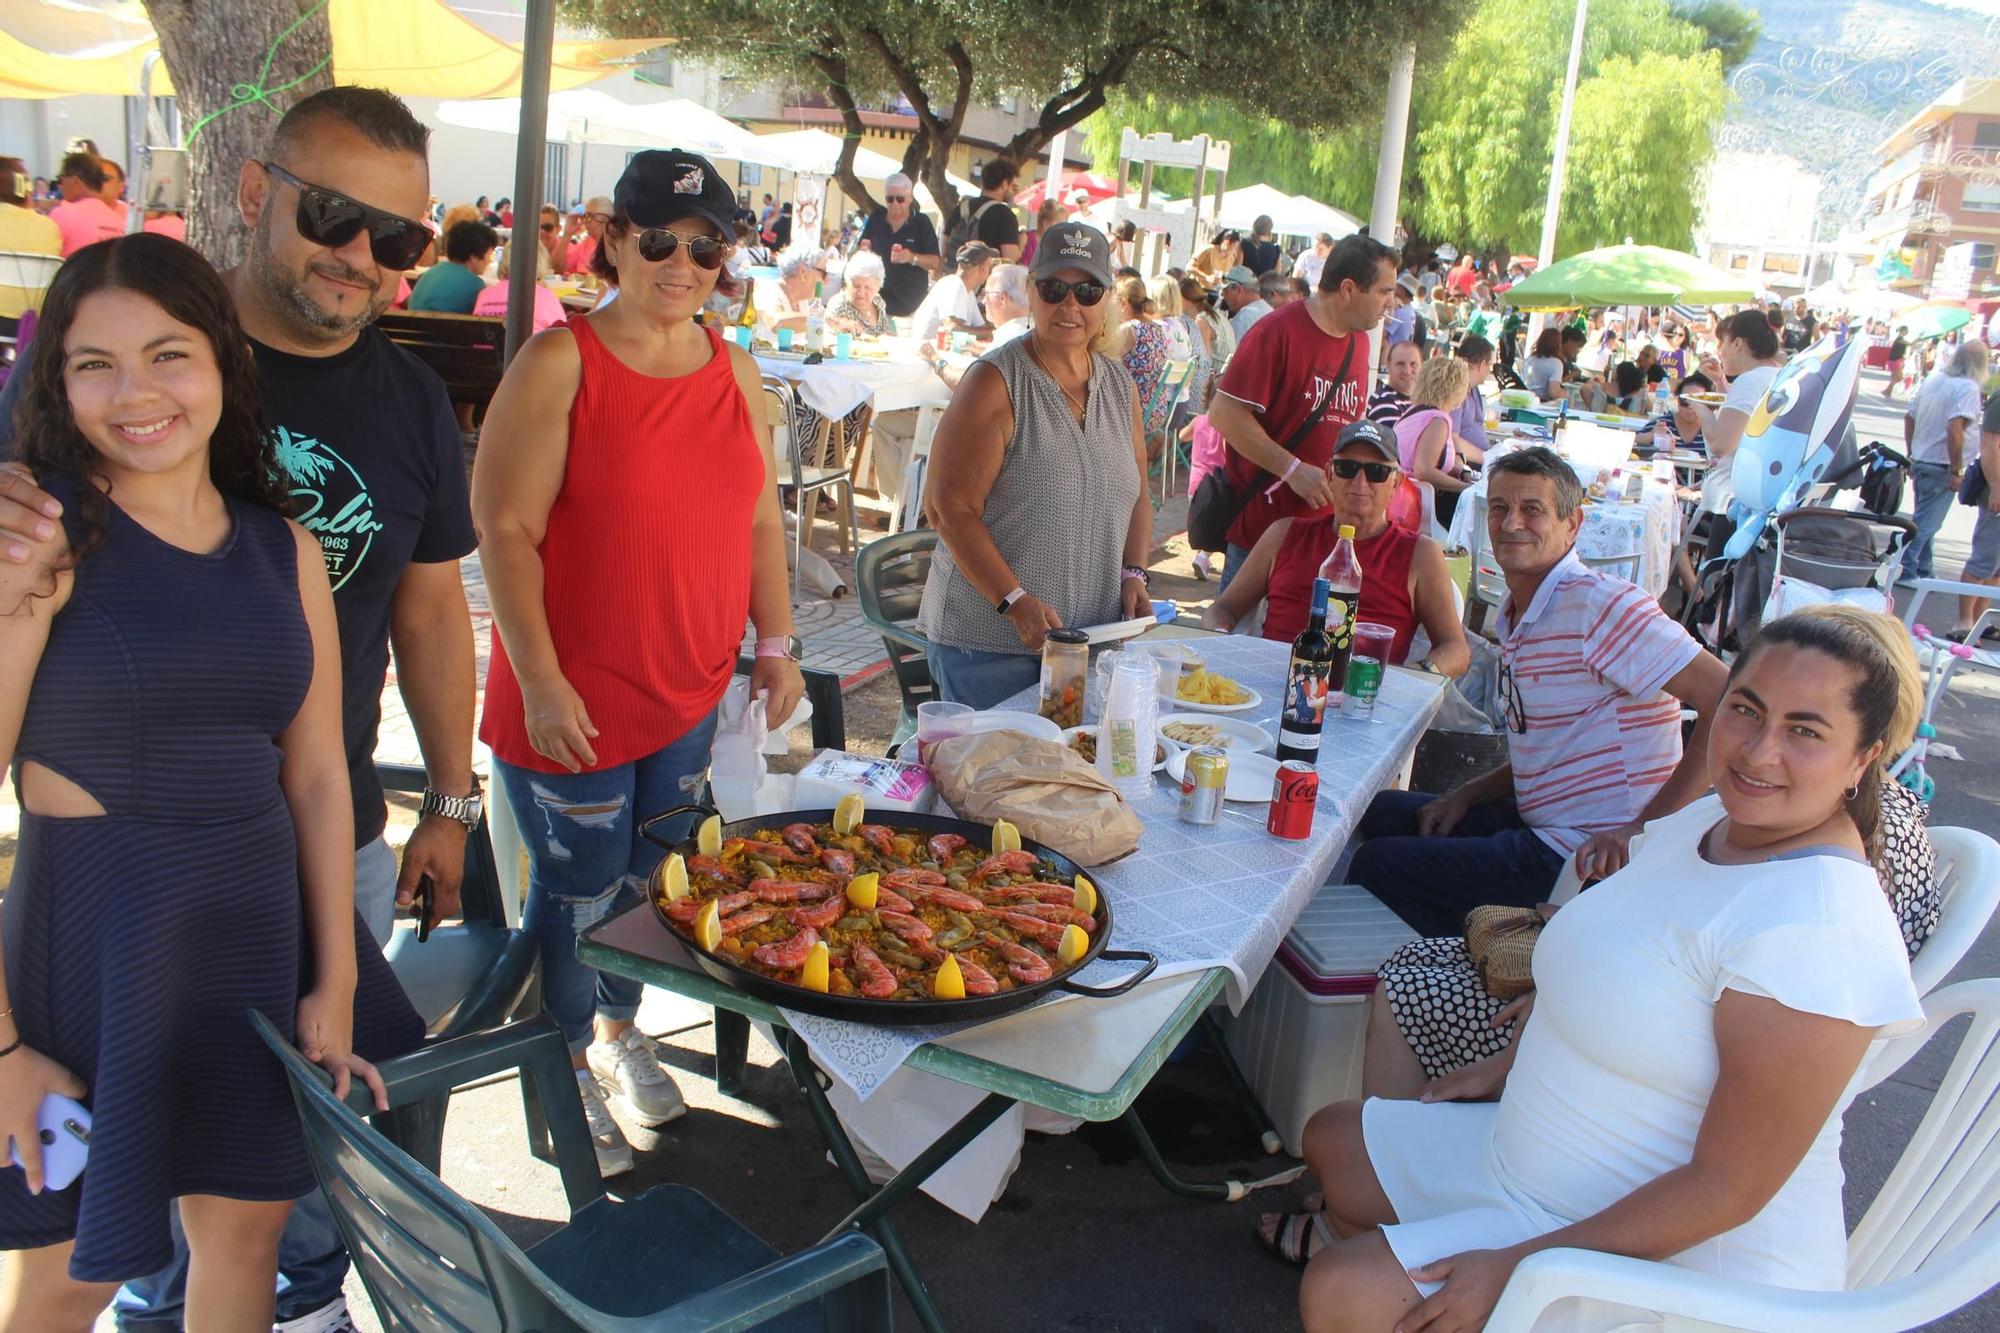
[1215,300,1371,551]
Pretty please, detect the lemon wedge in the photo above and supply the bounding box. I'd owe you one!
[845,871,880,910]
[694,899,723,952]
[1056,923,1089,968]
[800,940,831,992]
[1072,874,1097,914]
[832,792,866,836]
[695,813,723,857]
[934,953,965,1000]
[991,819,1021,854]
[660,854,690,902]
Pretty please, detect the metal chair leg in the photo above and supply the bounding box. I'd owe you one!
[713,1006,750,1097]
[841,480,858,557]
[1198,1010,1284,1155]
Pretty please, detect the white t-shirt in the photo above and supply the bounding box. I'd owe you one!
[1906,370,1985,466]
[911,273,985,343]
[1705,362,1779,515]
[1292,249,1327,289]
[1493,798,1920,1294]
[1525,355,1565,400]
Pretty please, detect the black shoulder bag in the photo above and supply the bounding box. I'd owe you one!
[1186,336,1356,552]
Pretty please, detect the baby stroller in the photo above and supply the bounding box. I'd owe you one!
[1684,504,1915,657]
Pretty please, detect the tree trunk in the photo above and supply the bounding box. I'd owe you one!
[145,0,334,268]
[809,49,879,221]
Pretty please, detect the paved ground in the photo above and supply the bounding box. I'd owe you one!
[10,364,1997,1329]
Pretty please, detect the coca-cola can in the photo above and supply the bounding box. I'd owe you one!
[1267,760,1318,840]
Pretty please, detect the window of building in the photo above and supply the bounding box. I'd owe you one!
[544,143,569,209]
[1761,252,1804,275]
[740,162,762,187]
[1726,251,1751,271]
[1972,243,1998,272]
[1973,121,2000,150]
[1965,180,2000,213]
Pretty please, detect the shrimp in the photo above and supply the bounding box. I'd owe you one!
[719,907,780,935]
[882,868,946,888]
[981,932,1053,984]
[687,855,745,886]
[724,838,811,866]
[664,890,753,926]
[748,878,836,904]
[850,943,898,998]
[953,955,1002,995]
[970,850,1040,882]
[876,910,934,942]
[998,902,1097,932]
[781,823,821,856]
[817,847,857,876]
[855,824,897,858]
[789,897,847,930]
[989,910,1068,950]
[902,881,987,913]
[926,833,969,863]
[752,926,820,970]
[875,887,917,915]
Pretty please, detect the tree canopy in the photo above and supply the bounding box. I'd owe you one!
[568,0,1463,216]
[1088,0,1746,258]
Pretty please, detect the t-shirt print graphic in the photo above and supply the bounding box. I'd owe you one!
[270,424,385,590]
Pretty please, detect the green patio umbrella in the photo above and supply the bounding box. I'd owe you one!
[1899,302,1974,342]
[1500,242,1759,310]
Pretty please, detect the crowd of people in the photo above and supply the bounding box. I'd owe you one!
[0,78,1996,1333]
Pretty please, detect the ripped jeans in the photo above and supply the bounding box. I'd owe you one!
[493,710,718,1053]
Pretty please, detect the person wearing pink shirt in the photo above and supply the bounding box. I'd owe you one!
[142,211,187,242]
[49,153,124,257]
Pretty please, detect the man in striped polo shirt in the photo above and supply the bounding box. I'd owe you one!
[1351,446,1728,936]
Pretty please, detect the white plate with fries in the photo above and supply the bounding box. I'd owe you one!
[1156,713,1276,753]
[1171,668,1262,714]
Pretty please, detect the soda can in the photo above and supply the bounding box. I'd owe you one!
[1267,760,1318,840]
[1179,746,1228,826]
[1342,657,1385,719]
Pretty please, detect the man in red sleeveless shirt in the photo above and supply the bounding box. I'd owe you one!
[1209,233,1399,589]
[1203,420,1470,679]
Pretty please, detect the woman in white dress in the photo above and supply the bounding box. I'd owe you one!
[1298,604,1926,1332]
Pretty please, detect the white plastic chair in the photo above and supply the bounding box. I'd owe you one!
[1909,828,2000,997]
[762,377,857,594]
[1462,491,1509,630]
[1490,975,2000,1331]
[1579,550,1644,586]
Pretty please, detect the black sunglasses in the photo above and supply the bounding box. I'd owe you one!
[1034,277,1107,307]
[1497,658,1527,735]
[261,161,430,271]
[634,228,729,270]
[1331,458,1396,483]
[885,195,909,204]
[540,221,558,231]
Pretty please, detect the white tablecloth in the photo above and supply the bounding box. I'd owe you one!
[1447,452,1681,598]
[756,341,951,419]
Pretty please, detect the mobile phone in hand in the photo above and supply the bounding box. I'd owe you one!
[414,874,436,944]
[6,1094,91,1191]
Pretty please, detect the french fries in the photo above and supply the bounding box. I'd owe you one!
[1176,668,1249,706]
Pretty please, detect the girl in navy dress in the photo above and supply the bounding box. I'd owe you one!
[0,233,422,1329]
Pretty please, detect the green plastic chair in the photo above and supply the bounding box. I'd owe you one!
[252,1011,892,1331]
[855,530,938,754]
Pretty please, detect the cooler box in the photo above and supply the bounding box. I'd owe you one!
[1222,883,1418,1157]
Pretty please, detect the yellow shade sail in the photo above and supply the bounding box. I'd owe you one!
[0,0,665,100]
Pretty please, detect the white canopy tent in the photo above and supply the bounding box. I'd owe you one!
[1166,182,1360,240]
[436,90,762,161]
[1801,279,1921,318]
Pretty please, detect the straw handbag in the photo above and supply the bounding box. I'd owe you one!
[1463,905,1544,1000]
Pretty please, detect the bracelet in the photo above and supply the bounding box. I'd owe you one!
[1122,566,1150,585]
[0,1037,20,1060]
[996,586,1027,615]
[1265,455,1303,498]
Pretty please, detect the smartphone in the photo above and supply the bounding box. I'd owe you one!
[413,873,436,944]
[6,1094,91,1191]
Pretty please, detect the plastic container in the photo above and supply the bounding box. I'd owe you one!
[1220,882,1419,1156]
[1095,651,1160,802]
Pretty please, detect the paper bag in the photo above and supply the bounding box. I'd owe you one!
[927,732,1142,866]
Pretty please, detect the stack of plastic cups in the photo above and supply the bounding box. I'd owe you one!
[1097,652,1160,802]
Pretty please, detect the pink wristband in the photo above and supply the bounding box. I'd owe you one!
[1265,456,1302,498]
[754,637,794,659]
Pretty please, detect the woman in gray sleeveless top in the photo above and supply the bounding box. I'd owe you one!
[915,222,1153,708]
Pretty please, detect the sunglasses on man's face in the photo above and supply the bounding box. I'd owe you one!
[1331,458,1396,484]
[885,195,909,204]
[260,162,430,271]
[633,228,729,270]
[540,221,558,232]
[1034,278,1106,307]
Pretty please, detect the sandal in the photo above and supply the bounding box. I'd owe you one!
[1255,1209,1333,1269]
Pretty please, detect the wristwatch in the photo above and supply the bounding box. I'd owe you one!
[755,634,805,661]
[420,775,483,830]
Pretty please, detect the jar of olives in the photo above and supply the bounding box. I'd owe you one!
[1038,629,1089,730]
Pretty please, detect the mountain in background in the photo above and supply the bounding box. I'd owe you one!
[1720,0,1999,237]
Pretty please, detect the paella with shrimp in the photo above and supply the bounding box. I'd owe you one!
[655,796,1103,1004]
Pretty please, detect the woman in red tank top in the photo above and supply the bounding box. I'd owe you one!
[1202,420,1471,680]
[472,151,802,1168]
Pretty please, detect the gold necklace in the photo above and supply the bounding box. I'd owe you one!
[1027,335,1088,419]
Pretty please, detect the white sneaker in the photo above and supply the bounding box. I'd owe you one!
[587,1028,687,1127]
[274,1297,357,1332]
[575,1068,635,1177]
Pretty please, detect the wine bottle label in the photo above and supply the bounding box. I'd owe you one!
[1282,654,1331,735]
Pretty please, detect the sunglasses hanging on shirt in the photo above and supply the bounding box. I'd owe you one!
[261,161,431,271]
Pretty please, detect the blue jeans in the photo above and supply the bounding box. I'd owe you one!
[1904,462,1956,582]
[928,643,1040,710]
[1218,542,1253,592]
[114,840,402,1328]
[1348,790,1566,938]
[496,710,719,1053]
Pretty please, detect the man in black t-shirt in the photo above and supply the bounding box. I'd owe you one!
[950,158,1022,263]
[1241,215,1282,276]
[859,172,940,316]
[0,86,480,1333]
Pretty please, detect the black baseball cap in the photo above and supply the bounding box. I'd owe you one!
[612,150,736,235]
[1029,222,1113,286]
[1335,419,1397,463]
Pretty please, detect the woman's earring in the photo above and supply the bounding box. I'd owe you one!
[1846,782,1861,800]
